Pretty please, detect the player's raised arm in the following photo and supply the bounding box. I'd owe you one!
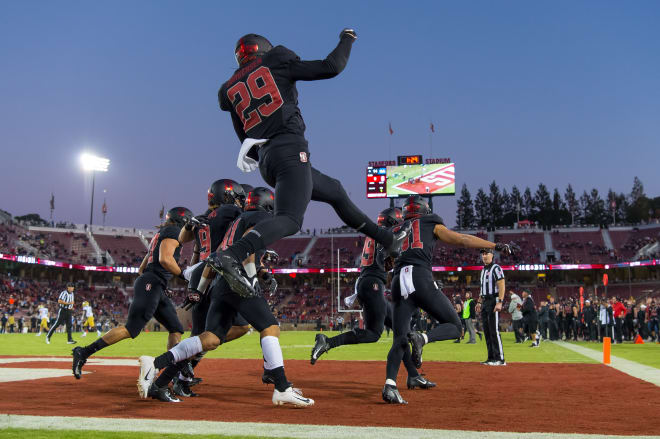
[288,29,357,81]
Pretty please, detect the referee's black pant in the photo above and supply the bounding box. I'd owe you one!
[46,308,73,341]
[481,296,504,362]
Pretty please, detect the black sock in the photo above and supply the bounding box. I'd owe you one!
[81,338,108,357]
[268,366,289,392]
[155,363,180,388]
[228,231,265,262]
[153,351,175,370]
[328,331,358,348]
[402,349,418,378]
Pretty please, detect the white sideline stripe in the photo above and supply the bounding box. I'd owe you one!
[554,341,660,387]
[1,414,656,439]
[0,369,75,383]
[0,357,137,366]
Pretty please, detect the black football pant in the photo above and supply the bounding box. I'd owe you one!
[513,319,524,342]
[386,267,461,381]
[481,296,504,362]
[227,135,391,261]
[46,308,73,342]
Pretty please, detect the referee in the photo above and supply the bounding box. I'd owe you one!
[479,248,506,366]
[46,282,76,345]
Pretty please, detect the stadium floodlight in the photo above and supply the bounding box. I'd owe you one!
[80,153,110,172]
[80,152,110,229]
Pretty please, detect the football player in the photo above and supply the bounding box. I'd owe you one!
[72,207,192,402]
[382,196,518,404]
[80,301,100,337]
[210,30,409,298]
[36,303,49,336]
[138,188,313,407]
[310,208,436,390]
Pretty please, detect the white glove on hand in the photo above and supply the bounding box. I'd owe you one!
[237,138,268,173]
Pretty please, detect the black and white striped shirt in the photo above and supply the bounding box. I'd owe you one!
[58,290,74,310]
[480,263,504,297]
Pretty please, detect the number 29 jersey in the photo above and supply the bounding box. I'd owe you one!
[218,38,354,146]
[194,205,242,260]
[394,214,445,272]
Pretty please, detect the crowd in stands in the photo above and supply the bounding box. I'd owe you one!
[0,274,128,334]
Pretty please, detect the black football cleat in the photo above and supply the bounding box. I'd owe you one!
[407,375,437,390]
[189,377,203,387]
[382,384,407,404]
[72,347,87,379]
[407,331,425,369]
[148,383,181,403]
[172,377,198,397]
[207,251,258,298]
[384,222,412,258]
[310,334,330,365]
[179,360,194,379]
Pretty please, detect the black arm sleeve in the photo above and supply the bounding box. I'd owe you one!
[288,37,354,81]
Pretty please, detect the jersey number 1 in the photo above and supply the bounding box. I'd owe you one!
[401,220,423,251]
[227,66,283,132]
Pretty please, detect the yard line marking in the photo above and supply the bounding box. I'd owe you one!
[1,414,657,439]
[554,341,660,386]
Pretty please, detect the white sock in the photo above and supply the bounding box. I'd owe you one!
[385,378,397,386]
[197,276,210,293]
[422,333,429,344]
[170,336,203,363]
[260,336,284,370]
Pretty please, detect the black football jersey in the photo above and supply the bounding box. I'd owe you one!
[359,237,388,282]
[394,214,445,271]
[194,205,242,260]
[218,38,354,146]
[220,210,272,254]
[144,225,182,285]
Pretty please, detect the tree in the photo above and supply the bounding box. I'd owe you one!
[579,191,590,225]
[552,188,569,225]
[456,183,475,228]
[474,188,490,228]
[630,176,645,204]
[583,188,606,225]
[502,188,516,225]
[510,186,523,222]
[488,181,504,226]
[564,184,579,225]
[534,183,553,226]
[523,187,535,220]
[627,177,650,223]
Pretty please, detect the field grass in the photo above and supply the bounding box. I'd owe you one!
[0,331,594,364]
[570,340,660,369]
[0,428,282,439]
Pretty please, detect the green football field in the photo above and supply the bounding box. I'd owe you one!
[1,330,658,367]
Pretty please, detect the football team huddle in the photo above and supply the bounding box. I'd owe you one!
[71,29,517,406]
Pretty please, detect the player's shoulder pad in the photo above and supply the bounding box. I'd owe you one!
[268,45,300,63]
[160,225,181,241]
[426,214,444,225]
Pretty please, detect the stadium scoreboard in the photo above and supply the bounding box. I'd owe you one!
[366,155,456,198]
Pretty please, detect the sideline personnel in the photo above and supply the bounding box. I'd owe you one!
[479,248,506,366]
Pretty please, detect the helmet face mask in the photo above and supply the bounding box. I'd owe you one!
[402,195,431,220]
[208,179,245,207]
[377,207,403,227]
[235,34,273,66]
[166,206,193,227]
[244,187,274,212]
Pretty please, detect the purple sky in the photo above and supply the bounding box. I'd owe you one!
[1,1,659,229]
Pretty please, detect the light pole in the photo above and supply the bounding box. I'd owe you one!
[80,153,110,230]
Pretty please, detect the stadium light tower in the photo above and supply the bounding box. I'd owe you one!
[80,153,110,230]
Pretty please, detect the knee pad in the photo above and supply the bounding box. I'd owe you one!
[394,335,408,349]
[354,329,380,343]
[325,177,348,203]
[274,214,302,235]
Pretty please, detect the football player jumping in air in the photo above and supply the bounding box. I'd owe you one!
[209,29,409,298]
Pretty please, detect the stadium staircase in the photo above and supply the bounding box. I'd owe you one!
[300,235,318,264]
[137,231,150,250]
[15,240,40,256]
[86,231,114,265]
[601,229,614,250]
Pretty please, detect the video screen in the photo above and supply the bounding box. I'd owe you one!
[366,166,387,198]
[386,163,455,197]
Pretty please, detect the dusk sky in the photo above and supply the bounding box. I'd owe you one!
[1,1,659,230]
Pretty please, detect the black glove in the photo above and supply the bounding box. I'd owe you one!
[260,250,280,266]
[164,289,175,299]
[340,28,357,40]
[181,290,202,311]
[495,241,520,255]
[260,271,278,295]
